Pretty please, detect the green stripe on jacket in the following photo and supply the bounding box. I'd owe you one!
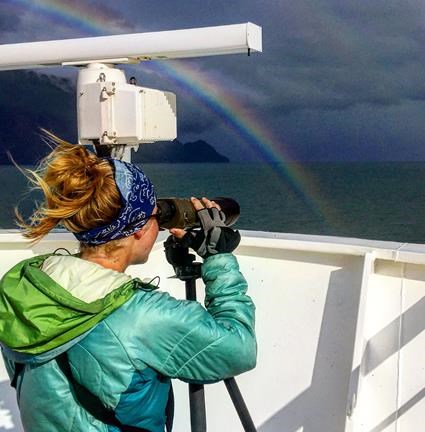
[0,254,139,354]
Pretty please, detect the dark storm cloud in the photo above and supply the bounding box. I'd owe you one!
[2,0,425,160]
[0,4,22,34]
[1,0,135,43]
[118,0,425,159]
[169,0,425,115]
[178,108,213,135]
[265,0,425,111]
[4,0,425,114]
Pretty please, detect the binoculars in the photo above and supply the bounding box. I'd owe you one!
[157,197,240,229]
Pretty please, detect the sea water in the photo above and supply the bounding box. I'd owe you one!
[1,162,425,244]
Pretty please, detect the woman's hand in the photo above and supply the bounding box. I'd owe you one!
[169,197,240,258]
[169,197,221,239]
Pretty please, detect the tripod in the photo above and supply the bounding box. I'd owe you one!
[165,239,257,432]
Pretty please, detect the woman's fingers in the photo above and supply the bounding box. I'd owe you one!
[209,199,221,211]
[200,197,221,211]
[190,196,205,211]
[190,196,221,211]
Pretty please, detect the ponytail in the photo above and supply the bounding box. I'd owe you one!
[15,131,121,242]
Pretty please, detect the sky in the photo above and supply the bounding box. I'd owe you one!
[1,0,425,162]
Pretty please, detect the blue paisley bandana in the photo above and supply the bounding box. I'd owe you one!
[74,159,156,245]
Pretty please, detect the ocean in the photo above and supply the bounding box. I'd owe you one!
[2,162,425,244]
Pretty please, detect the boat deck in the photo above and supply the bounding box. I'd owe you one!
[0,230,424,431]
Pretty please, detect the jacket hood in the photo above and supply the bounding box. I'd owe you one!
[0,254,140,356]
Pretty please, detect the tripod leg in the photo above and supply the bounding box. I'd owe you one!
[188,383,207,432]
[185,278,207,431]
[185,278,197,301]
[224,378,257,432]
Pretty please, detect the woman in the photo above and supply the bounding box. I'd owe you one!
[0,136,256,432]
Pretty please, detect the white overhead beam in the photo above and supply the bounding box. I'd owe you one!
[0,23,262,71]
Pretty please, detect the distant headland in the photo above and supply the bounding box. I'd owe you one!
[132,140,229,163]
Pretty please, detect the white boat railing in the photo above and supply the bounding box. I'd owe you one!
[0,230,424,431]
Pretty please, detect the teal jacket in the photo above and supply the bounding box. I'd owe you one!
[0,253,256,432]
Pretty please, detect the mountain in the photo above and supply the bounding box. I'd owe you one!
[132,139,229,163]
[0,70,229,164]
[0,70,77,164]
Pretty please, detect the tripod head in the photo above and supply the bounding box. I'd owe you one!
[164,235,202,281]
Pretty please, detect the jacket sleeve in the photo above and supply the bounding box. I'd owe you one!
[124,253,256,383]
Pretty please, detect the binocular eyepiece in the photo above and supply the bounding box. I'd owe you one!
[156,197,240,229]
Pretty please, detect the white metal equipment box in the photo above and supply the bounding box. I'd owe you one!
[78,82,177,145]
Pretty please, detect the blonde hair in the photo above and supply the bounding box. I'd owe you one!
[16,131,122,248]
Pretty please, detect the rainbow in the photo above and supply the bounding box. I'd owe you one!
[10,0,133,35]
[8,0,335,224]
[145,60,332,219]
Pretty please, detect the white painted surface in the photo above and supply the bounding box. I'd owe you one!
[0,230,424,431]
[0,23,262,70]
[77,63,177,145]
